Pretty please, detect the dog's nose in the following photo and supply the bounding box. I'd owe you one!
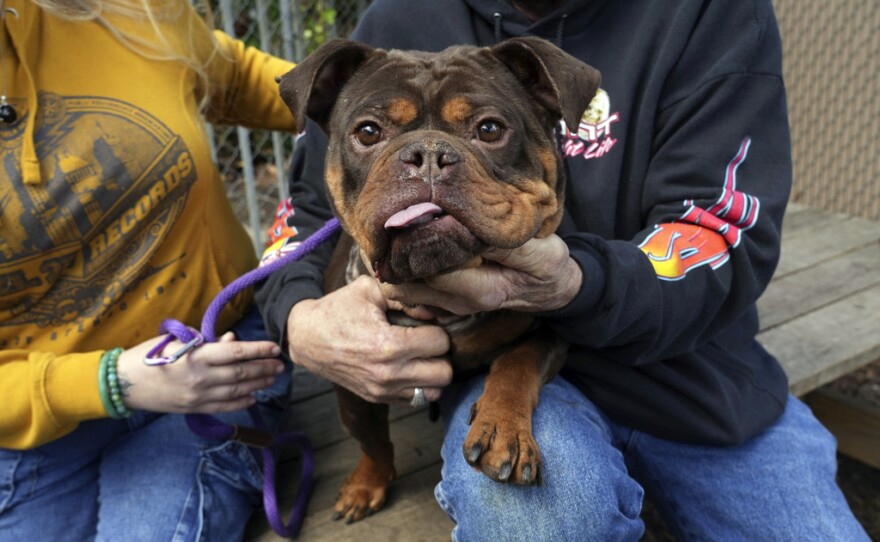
[398,140,461,173]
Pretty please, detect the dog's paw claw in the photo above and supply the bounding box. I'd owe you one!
[466,443,483,464]
[462,403,543,485]
[467,402,477,425]
[333,460,393,524]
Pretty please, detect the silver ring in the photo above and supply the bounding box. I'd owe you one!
[410,387,427,408]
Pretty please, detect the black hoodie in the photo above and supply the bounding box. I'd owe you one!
[257,0,792,445]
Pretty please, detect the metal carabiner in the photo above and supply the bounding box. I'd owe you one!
[143,331,205,366]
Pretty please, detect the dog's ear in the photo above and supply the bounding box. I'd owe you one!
[489,37,601,130]
[277,38,377,133]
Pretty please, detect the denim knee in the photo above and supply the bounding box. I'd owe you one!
[0,450,21,515]
[614,395,870,542]
[0,418,128,539]
[436,375,645,542]
[95,415,264,542]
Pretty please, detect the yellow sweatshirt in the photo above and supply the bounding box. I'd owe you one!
[0,0,295,449]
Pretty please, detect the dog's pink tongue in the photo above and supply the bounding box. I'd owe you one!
[384,202,443,230]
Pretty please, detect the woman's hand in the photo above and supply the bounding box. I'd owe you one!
[286,275,453,404]
[116,332,285,413]
[380,234,583,316]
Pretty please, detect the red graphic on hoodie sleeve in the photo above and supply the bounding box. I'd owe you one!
[266,198,299,245]
[639,223,730,280]
[260,197,301,267]
[639,137,760,281]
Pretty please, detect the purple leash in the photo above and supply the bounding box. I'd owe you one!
[147,218,340,538]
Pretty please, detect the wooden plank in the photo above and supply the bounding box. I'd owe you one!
[246,464,449,542]
[759,284,880,396]
[286,388,430,451]
[780,204,841,238]
[758,243,880,330]
[290,366,334,404]
[805,388,880,469]
[773,215,880,278]
[292,465,450,542]
[284,390,345,450]
[286,410,443,515]
[245,403,448,541]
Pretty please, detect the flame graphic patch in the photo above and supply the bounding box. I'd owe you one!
[639,137,759,280]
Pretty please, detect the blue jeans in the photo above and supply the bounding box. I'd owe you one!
[0,308,291,542]
[435,375,869,542]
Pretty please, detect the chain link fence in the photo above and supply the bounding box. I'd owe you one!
[209,0,371,252]
[212,0,878,253]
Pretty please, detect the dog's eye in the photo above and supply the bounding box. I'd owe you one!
[355,122,382,146]
[476,120,505,143]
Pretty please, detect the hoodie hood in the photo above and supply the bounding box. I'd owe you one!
[463,0,603,45]
[2,0,40,185]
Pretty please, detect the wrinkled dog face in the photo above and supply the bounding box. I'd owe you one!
[280,38,600,284]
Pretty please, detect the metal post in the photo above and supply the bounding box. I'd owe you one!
[219,0,264,253]
[257,0,291,202]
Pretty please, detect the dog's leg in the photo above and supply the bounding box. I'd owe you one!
[333,384,397,523]
[462,328,566,485]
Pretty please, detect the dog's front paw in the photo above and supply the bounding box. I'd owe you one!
[333,455,396,523]
[462,399,542,485]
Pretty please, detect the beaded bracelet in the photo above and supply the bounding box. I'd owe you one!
[98,347,132,419]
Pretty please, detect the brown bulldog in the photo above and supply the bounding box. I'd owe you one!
[278,37,600,523]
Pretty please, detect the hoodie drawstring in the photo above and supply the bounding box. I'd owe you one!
[491,8,568,47]
[555,13,568,47]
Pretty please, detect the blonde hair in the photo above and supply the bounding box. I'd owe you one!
[34,0,221,111]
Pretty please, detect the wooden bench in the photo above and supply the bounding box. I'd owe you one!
[244,203,880,541]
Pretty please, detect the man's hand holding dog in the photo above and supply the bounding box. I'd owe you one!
[286,235,578,405]
[381,234,583,316]
[286,275,453,404]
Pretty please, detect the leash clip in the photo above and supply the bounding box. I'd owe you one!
[143,331,204,366]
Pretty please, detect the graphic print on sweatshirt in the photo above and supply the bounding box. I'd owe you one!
[261,197,301,267]
[561,88,619,161]
[0,92,196,330]
[638,137,759,281]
